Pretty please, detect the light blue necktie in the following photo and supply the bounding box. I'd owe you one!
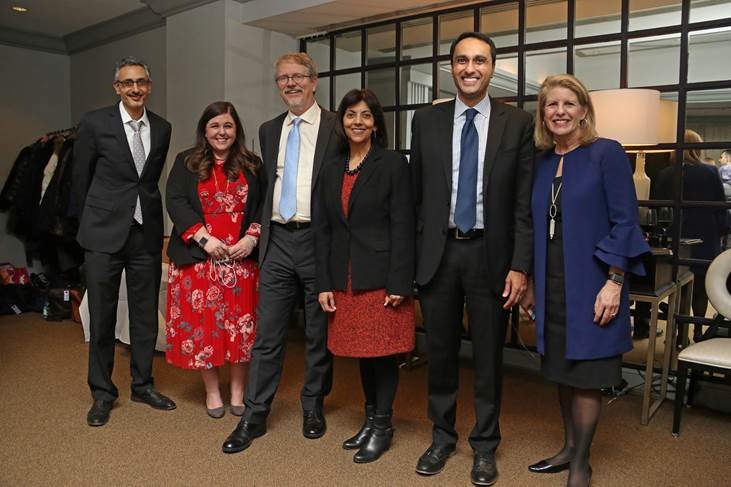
[279,117,302,222]
[455,108,478,233]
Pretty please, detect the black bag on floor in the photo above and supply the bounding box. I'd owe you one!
[0,284,44,315]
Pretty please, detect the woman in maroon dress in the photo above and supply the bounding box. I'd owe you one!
[315,89,415,463]
[165,102,263,418]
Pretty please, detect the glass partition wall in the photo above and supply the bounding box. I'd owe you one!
[302,0,731,354]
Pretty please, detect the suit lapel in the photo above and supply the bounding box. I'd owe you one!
[110,107,137,173]
[331,163,347,224]
[141,112,159,178]
[347,145,383,216]
[311,109,335,189]
[438,102,455,193]
[267,113,286,182]
[483,99,507,193]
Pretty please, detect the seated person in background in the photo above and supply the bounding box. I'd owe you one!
[165,101,263,418]
[718,149,731,184]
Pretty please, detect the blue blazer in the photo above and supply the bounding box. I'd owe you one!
[532,138,650,360]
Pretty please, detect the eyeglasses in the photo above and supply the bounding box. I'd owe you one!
[115,78,151,89]
[275,74,311,86]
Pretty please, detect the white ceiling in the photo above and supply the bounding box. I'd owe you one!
[245,0,482,36]
[0,0,145,37]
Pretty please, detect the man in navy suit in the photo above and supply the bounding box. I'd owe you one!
[70,56,175,426]
[411,33,534,485]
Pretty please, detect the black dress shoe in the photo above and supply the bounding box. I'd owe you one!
[471,453,498,486]
[528,459,570,474]
[415,443,456,475]
[222,420,267,453]
[303,410,326,439]
[87,400,113,427]
[131,388,176,410]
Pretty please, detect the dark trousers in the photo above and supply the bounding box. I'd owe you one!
[85,224,162,401]
[418,238,508,454]
[243,225,333,423]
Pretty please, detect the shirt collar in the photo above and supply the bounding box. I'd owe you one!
[119,101,149,127]
[454,95,491,121]
[287,102,320,126]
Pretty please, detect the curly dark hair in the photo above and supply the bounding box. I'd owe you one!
[335,89,388,151]
[185,101,261,180]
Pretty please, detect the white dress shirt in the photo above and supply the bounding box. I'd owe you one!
[119,101,151,162]
[450,95,491,229]
[271,102,322,223]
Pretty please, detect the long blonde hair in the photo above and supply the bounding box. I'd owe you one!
[534,74,598,150]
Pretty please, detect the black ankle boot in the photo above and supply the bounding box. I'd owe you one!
[343,405,376,450]
[353,412,393,463]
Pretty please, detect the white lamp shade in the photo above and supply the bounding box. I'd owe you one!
[658,99,678,143]
[590,89,660,146]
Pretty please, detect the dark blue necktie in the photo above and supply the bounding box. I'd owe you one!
[455,108,478,233]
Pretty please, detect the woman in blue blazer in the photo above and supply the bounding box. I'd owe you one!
[521,75,649,487]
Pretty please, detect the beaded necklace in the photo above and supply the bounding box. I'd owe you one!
[344,147,372,175]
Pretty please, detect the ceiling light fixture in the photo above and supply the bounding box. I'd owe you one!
[11,6,28,13]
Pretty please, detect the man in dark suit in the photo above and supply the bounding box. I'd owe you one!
[222,52,339,454]
[411,33,534,485]
[69,56,175,427]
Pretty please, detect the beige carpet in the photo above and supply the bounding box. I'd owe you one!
[1,314,729,487]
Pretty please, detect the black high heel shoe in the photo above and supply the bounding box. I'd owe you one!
[528,459,570,473]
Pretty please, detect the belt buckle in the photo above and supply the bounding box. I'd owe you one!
[454,229,470,240]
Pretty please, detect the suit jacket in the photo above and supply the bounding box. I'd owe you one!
[651,161,727,264]
[314,145,415,296]
[410,98,535,291]
[165,149,264,267]
[257,107,341,265]
[532,138,649,360]
[69,104,172,254]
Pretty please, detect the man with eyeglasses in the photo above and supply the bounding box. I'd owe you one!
[69,56,175,427]
[222,52,340,453]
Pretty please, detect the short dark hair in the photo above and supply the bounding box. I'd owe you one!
[336,89,388,150]
[449,32,497,65]
[113,56,151,81]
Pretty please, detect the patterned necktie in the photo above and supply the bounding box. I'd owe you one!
[279,117,302,222]
[455,108,479,233]
[129,120,146,224]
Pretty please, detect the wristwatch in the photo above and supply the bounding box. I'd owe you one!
[608,272,625,286]
[197,236,209,248]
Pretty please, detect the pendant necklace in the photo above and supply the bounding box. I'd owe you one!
[549,179,562,240]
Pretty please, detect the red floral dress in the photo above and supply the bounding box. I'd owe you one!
[165,161,260,369]
[327,171,415,358]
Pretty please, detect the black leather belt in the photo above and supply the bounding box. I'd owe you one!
[448,228,484,240]
[273,221,311,230]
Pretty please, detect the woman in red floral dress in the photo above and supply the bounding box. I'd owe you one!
[315,89,415,463]
[165,101,263,418]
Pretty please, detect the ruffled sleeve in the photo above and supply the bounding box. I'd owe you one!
[592,139,650,276]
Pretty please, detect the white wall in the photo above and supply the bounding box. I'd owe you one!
[224,0,296,150]
[70,26,167,123]
[0,44,71,267]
